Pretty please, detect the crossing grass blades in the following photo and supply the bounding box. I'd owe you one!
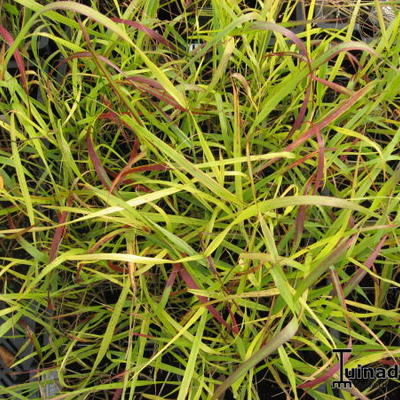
[0,0,400,399]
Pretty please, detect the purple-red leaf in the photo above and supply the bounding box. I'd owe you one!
[125,75,164,89]
[0,25,28,94]
[287,81,312,140]
[311,74,353,96]
[113,164,168,184]
[298,339,352,388]
[256,83,373,174]
[175,263,233,332]
[55,51,124,74]
[49,209,69,262]
[166,264,180,289]
[318,41,378,68]
[314,127,325,194]
[56,52,186,110]
[344,235,388,296]
[289,83,372,150]
[284,148,336,172]
[294,178,313,247]
[111,17,176,50]
[379,359,400,366]
[251,22,309,61]
[111,389,122,400]
[121,79,188,111]
[289,127,325,248]
[264,51,308,62]
[86,131,112,189]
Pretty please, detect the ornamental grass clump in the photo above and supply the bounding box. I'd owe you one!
[0,0,399,399]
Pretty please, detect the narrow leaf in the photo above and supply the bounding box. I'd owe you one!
[212,318,298,399]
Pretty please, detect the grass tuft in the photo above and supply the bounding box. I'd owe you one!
[1,1,399,399]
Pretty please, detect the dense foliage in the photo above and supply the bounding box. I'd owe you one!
[0,1,399,399]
